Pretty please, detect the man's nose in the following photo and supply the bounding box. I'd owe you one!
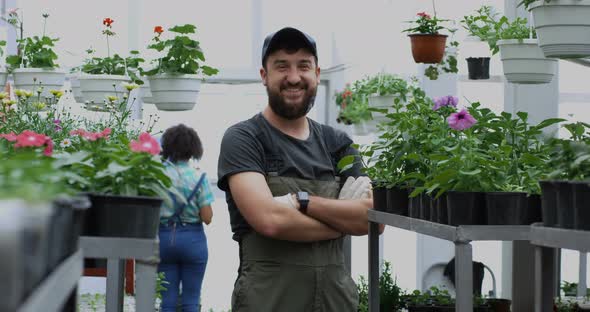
[285,67,302,84]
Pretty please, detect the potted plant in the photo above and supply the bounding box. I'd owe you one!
[520,0,590,58]
[461,6,499,80]
[357,261,405,312]
[4,11,65,98]
[78,18,144,109]
[0,40,7,88]
[144,24,218,111]
[335,85,373,136]
[495,16,557,84]
[424,37,459,81]
[403,11,450,64]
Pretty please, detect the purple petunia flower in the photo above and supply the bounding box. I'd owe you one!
[447,109,477,131]
[55,125,62,132]
[53,119,61,125]
[433,95,459,111]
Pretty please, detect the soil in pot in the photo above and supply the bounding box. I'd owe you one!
[573,182,590,231]
[540,180,559,226]
[386,186,409,215]
[373,184,388,212]
[86,194,163,238]
[447,191,486,226]
[466,57,490,80]
[409,34,448,63]
[556,181,575,229]
[485,192,527,225]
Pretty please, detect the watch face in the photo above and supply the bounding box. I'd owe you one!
[298,191,309,201]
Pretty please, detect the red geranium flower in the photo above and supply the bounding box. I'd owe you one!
[103,17,114,27]
[154,26,164,34]
[417,12,431,19]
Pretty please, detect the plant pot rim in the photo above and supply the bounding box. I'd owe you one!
[466,56,491,60]
[78,73,130,80]
[497,38,539,45]
[148,73,203,79]
[13,67,65,74]
[408,33,448,38]
[530,0,590,9]
[87,192,163,201]
[486,191,528,195]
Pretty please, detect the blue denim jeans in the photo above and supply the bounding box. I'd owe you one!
[158,223,208,312]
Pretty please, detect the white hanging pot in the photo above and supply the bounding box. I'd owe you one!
[351,121,370,136]
[139,77,154,104]
[66,73,84,103]
[78,74,130,110]
[0,70,7,90]
[12,68,66,98]
[497,39,557,84]
[529,0,590,58]
[368,94,395,109]
[148,74,202,111]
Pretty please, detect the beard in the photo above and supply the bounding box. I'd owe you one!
[267,81,317,120]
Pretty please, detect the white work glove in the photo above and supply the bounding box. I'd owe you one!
[273,193,298,209]
[339,176,372,200]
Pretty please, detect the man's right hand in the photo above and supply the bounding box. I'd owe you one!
[338,176,371,200]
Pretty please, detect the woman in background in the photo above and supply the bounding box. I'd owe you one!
[158,124,214,312]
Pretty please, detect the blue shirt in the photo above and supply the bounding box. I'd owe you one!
[161,161,214,224]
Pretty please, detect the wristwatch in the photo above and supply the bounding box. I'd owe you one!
[296,191,310,214]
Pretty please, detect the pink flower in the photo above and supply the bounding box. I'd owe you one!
[417,12,431,19]
[433,95,459,111]
[130,132,161,155]
[70,128,110,141]
[15,130,48,148]
[43,139,54,156]
[0,132,17,141]
[447,109,477,131]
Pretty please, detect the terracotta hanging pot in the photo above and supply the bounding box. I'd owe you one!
[408,34,447,63]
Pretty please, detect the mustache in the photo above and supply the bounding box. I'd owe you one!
[280,82,307,90]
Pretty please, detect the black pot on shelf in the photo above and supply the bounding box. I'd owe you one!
[407,306,436,312]
[555,181,575,229]
[386,186,409,215]
[85,193,163,238]
[573,182,590,230]
[409,194,421,219]
[436,194,449,224]
[485,192,527,225]
[485,298,511,312]
[540,180,559,226]
[447,191,486,226]
[420,193,431,221]
[524,194,542,225]
[466,57,491,80]
[373,183,388,212]
[429,195,438,223]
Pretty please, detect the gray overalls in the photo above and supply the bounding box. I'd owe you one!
[231,120,359,312]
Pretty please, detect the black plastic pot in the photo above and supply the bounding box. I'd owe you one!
[555,181,574,229]
[485,192,527,225]
[524,194,542,225]
[386,186,408,215]
[22,204,52,296]
[429,196,438,223]
[540,180,559,227]
[437,194,448,224]
[485,298,511,312]
[373,184,388,212]
[407,306,436,312]
[47,198,74,271]
[420,193,431,221]
[573,182,590,231]
[446,191,486,226]
[409,194,421,219]
[85,194,163,238]
[466,57,490,80]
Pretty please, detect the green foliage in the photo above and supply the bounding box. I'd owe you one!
[80,49,145,84]
[547,122,590,181]
[144,24,219,76]
[425,40,459,80]
[403,12,450,34]
[519,0,552,10]
[6,35,60,70]
[461,6,535,55]
[356,261,405,312]
[156,271,169,300]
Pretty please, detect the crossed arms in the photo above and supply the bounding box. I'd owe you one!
[228,171,385,242]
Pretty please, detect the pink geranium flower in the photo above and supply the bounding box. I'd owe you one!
[447,109,477,131]
[0,132,17,141]
[15,130,48,148]
[70,128,111,141]
[130,132,160,155]
[43,139,54,156]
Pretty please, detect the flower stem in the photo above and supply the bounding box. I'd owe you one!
[106,35,110,58]
[432,0,437,17]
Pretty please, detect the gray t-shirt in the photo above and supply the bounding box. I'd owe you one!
[217,113,363,241]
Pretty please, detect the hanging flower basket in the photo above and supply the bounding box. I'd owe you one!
[12,68,66,98]
[497,39,557,84]
[148,74,202,111]
[529,0,590,58]
[78,74,130,109]
[409,34,448,63]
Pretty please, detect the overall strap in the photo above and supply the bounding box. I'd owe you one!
[170,173,207,224]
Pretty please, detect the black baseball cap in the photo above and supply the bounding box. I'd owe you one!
[261,27,318,66]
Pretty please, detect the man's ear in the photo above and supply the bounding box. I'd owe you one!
[260,67,267,86]
[316,66,321,85]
